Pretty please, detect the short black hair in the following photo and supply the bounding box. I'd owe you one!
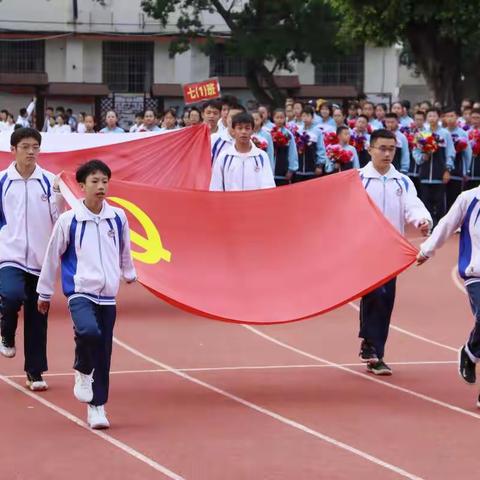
[385,112,399,120]
[401,100,411,110]
[135,111,144,118]
[426,107,440,116]
[370,129,396,146]
[472,108,480,115]
[202,99,222,112]
[10,127,42,147]
[337,125,350,135]
[76,160,112,183]
[1,109,8,115]
[442,106,458,115]
[19,108,27,116]
[414,110,426,118]
[376,103,387,111]
[220,95,239,107]
[229,103,246,114]
[302,105,315,116]
[357,114,369,122]
[231,112,254,129]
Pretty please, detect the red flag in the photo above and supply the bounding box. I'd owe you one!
[60,170,417,324]
[0,125,211,190]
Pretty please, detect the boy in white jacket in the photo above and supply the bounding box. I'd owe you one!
[210,112,275,192]
[0,128,64,391]
[37,160,136,429]
[417,187,480,405]
[358,129,432,375]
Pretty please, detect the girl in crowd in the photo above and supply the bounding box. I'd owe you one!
[271,108,298,186]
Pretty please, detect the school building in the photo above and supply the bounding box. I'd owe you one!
[0,0,431,128]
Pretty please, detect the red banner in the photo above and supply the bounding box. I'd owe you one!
[0,125,211,190]
[183,78,221,105]
[61,170,418,324]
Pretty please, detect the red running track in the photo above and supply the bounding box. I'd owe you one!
[0,234,476,479]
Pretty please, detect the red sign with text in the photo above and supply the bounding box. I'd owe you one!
[183,78,221,105]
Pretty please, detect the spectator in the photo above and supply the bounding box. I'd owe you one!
[99,111,124,133]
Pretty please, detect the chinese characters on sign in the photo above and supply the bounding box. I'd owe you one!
[183,78,221,105]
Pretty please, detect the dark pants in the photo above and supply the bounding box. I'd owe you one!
[0,267,48,374]
[359,278,397,360]
[420,183,445,226]
[69,297,116,406]
[446,179,463,212]
[467,180,480,190]
[465,283,480,361]
[408,175,421,196]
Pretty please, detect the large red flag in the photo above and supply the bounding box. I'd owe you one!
[60,170,418,324]
[0,125,211,190]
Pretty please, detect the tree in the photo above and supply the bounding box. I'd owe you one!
[330,0,480,106]
[140,0,340,107]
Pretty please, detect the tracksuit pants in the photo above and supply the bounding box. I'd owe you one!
[465,282,480,362]
[359,278,397,360]
[0,267,48,375]
[69,297,116,407]
[420,183,445,227]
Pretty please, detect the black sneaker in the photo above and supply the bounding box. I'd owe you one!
[366,359,392,376]
[459,346,476,384]
[359,340,378,363]
[25,372,48,392]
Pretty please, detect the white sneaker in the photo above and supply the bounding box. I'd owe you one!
[74,369,94,403]
[87,405,110,429]
[0,339,15,358]
[26,373,48,391]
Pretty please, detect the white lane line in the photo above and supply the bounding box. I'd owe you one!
[243,325,480,421]
[347,302,457,352]
[113,337,423,480]
[0,373,185,480]
[451,266,467,295]
[4,361,458,380]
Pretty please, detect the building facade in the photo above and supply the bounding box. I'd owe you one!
[0,0,431,129]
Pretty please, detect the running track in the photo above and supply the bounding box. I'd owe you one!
[0,234,475,479]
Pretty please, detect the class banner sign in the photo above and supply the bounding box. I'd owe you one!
[183,78,221,105]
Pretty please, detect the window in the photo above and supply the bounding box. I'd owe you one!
[314,50,364,90]
[103,41,153,93]
[209,44,247,77]
[0,40,45,73]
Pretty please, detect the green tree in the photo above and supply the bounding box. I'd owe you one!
[140,0,340,107]
[330,0,480,106]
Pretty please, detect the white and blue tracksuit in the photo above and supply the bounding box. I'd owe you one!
[399,115,414,129]
[0,162,64,375]
[37,200,136,406]
[211,131,234,165]
[420,187,480,362]
[358,162,432,359]
[295,125,327,181]
[392,129,410,174]
[325,144,359,173]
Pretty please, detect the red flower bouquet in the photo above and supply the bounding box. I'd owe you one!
[327,144,354,165]
[349,132,367,153]
[252,135,268,151]
[414,132,440,154]
[271,126,290,147]
[469,129,480,156]
[323,131,339,147]
[452,135,468,153]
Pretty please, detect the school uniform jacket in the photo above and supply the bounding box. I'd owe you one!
[359,162,432,235]
[0,162,64,275]
[211,130,234,164]
[37,200,136,305]
[420,188,480,285]
[210,143,275,191]
[448,127,472,181]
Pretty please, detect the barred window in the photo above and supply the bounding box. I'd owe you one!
[209,44,246,77]
[103,41,153,93]
[0,40,45,73]
[314,50,364,90]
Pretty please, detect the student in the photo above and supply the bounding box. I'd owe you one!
[392,101,414,128]
[217,98,230,133]
[211,104,246,164]
[2,113,15,135]
[333,107,346,128]
[288,101,304,129]
[41,107,55,133]
[384,113,410,173]
[443,107,472,210]
[210,112,275,191]
[99,111,124,133]
[325,126,359,173]
[129,112,144,133]
[16,97,36,128]
[285,104,295,123]
[258,105,275,131]
[251,110,274,168]
[295,105,327,181]
[76,113,87,134]
[52,114,71,134]
[202,100,222,134]
[417,187,480,407]
[317,102,336,132]
[467,108,480,189]
[188,107,202,126]
[375,103,387,126]
[0,128,64,390]
[37,160,136,429]
[138,109,161,132]
[363,101,383,130]
[271,108,299,186]
[350,115,371,168]
[0,109,7,131]
[358,129,431,375]
[407,110,426,192]
[413,107,455,226]
[83,114,96,134]
[160,108,179,132]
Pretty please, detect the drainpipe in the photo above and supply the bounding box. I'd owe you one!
[73,0,78,22]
